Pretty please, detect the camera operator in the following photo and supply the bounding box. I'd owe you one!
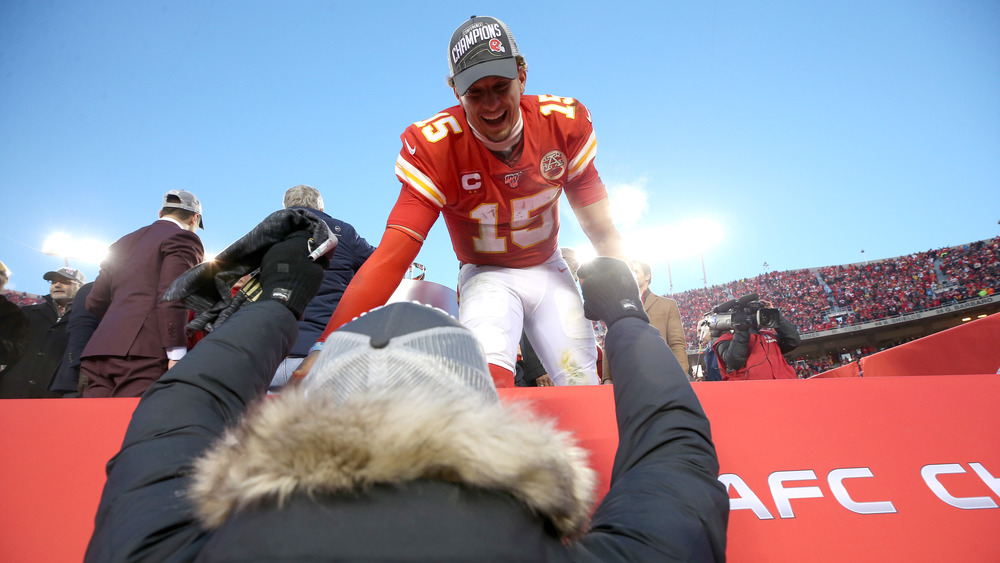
[710,295,801,380]
[693,318,723,382]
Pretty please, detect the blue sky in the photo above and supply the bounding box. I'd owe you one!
[2,1,998,297]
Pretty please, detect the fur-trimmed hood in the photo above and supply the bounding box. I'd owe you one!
[189,387,598,538]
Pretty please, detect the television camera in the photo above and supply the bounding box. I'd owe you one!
[704,294,780,332]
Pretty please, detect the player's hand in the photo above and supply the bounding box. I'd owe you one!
[535,374,554,387]
[291,349,320,382]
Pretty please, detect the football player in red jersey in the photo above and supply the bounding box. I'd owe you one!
[295,15,629,387]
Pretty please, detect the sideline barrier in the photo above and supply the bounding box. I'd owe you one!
[813,313,1000,378]
[812,361,860,378]
[2,375,999,561]
[860,313,1000,376]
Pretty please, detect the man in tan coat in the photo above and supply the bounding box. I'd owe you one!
[601,260,689,382]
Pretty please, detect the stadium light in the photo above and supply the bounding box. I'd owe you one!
[573,180,726,288]
[608,182,648,229]
[621,218,724,262]
[43,232,108,266]
[568,218,724,290]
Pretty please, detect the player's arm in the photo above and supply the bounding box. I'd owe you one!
[322,226,422,334]
[558,101,629,264]
[291,227,421,381]
[321,185,438,334]
[573,196,628,262]
[292,187,436,380]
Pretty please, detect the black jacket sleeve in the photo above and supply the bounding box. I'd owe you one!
[0,296,27,365]
[774,317,801,354]
[573,318,729,562]
[50,283,100,393]
[716,327,751,372]
[85,301,297,563]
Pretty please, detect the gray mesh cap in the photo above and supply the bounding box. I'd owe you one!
[303,302,498,404]
[163,189,205,229]
[448,15,520,96]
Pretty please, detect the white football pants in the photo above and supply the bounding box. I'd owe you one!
[458,251,599,385]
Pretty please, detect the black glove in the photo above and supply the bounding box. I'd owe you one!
[577,257,649,328]
[259,230,329,319]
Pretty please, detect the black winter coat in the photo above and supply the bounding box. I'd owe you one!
[86,302,728,562]
[0,294,28,366]
[0,295,69,398]
[50,282,100,393]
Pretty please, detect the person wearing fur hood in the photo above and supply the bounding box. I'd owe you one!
[85,240,728,561]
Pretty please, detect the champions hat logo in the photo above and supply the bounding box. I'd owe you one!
[540,150,567,181]
[451,22,505,64]
[448,16,520,96]
[489,38,505,54]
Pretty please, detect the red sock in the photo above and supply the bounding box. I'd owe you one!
[488,364,515,388]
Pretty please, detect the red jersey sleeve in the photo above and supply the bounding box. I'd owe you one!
[385,184,440,240]
[558,100,608,209]
[393,117,457,211]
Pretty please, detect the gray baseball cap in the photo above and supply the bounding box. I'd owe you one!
[448,15,520,96]
[163,189,205,229]
[303,302,498,405]
[43,266,86,285]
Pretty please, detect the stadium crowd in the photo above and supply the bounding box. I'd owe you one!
[670,237,999,376]
[3,291,42,307]
[3,237,998,382]
[790,345,877,379]
[938,238,1000,299]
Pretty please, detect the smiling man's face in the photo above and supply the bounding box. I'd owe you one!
[455,68,526,142]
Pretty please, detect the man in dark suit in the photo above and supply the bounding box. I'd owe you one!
[81,190,205,397]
